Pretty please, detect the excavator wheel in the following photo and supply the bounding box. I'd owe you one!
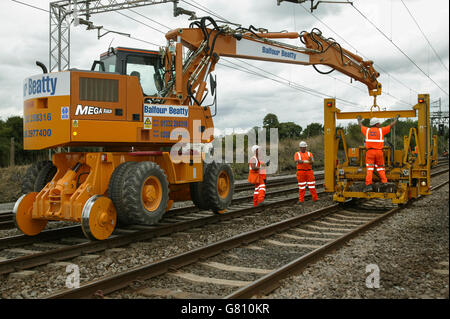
[166,200,174,212]
[108,161,137,225]
[122,161,169,225]
[14,192,48,236]
[81,195,117,240]
[202,162,234,214]
[22,160,57,194]
[189,161,209,210]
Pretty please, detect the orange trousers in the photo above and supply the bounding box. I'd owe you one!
[253,177,266,206]
[365,149,388,185]
[297,170,318,202]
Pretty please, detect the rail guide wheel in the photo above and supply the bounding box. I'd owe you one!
[81,195,117,240]
[14,192,48,236]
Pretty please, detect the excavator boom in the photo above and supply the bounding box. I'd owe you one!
[164,21,381,106]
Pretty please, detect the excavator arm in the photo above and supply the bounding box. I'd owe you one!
[162,18,381,107]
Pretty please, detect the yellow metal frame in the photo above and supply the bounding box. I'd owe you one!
[32,152,202,223]
[324,94,431,204]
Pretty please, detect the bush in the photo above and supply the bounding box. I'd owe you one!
[0,165,29,203]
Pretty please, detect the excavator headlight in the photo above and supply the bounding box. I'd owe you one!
[327,102,333,107]
[420,181,426,186]
[418,98,425,103]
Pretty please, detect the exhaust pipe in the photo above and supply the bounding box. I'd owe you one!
[36,61,48,74]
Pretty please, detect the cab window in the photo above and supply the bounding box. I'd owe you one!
[102,54,116,73]
[126,55,158,96]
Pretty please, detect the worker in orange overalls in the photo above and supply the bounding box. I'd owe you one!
[357,116,399,192]
[413,145,418,158]
[248,145,269,207]
[295,141,318,204]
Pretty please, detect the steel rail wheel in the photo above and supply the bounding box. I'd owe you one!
[14,192,48,236]
[81,195,117,240]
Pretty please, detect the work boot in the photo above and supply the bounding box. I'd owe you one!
[363,184,373,192]
[295,201,303,206]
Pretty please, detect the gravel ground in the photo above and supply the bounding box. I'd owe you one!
[266,172,449,299]
[1,173,447,299]
[0,187,331,299]
[0,221,78,238]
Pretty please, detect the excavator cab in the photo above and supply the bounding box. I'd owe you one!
[93,47,164,96]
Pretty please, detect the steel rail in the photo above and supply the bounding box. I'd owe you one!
[1,168,447,277]
[0,174,317,230]
[225,179,450,298]
[0,176,324,249]
[45,175,449,299]
[0,159,447,222]
[45,204,340,299]
[0,186,324,275]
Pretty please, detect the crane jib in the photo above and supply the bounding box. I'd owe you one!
[235,38,309,63]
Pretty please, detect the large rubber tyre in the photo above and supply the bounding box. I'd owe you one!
[202,162,234,214]
[189,162,209,210]
[107,162,137,225]
[22,161,57,194]
[122,161,169,225]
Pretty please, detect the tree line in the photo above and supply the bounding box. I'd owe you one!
[262,113,323,139]
[0,116,48,167]
[0,114,448,167]
[261,113,449,151]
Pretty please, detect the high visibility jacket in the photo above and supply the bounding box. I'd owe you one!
[361,126,391,150]
[295,151,313,170]
[248,156,265,184]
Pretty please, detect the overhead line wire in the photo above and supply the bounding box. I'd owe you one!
[400,0,449,72]
[10,0,48,13]
[298,2,417,105]
[350,1,449,96]
[175,1,367,108]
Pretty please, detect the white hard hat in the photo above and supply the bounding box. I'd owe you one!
[251,145,260,154]
[299,141,307,148]
[370,118,381,126]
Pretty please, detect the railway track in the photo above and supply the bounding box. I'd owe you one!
[0,166,447,297]
[0,173,327,248]
[1,160,448,230]
[43,175,449,299]
[0,179,326,275]
[0,171,325,231]
[0,167,447,278]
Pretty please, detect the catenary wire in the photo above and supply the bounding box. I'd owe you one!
[10,0,49,13]
[400,0,449,72]
[350,1,449,96]
[298,2,417,105]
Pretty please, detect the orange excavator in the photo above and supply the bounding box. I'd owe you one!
[17,17,381,240]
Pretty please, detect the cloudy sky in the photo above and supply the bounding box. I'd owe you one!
[0,0,448,134]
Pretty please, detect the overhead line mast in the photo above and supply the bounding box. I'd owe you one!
[49,0,195,72]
